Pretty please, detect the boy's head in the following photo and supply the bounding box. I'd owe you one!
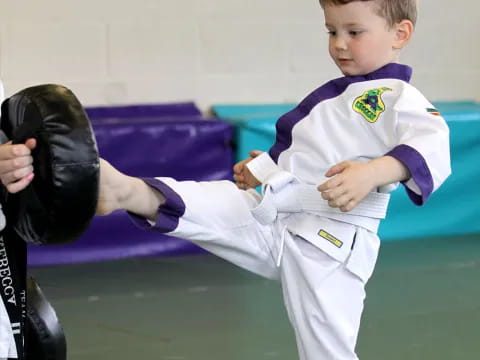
[320,0,417,76]
[319,0,418,28]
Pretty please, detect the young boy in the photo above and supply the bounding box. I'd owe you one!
[2,0,451,359]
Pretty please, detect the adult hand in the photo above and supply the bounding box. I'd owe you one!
[0,138,36,193]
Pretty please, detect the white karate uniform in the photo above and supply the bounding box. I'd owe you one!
[132,63,451,360]
[0,80,18,359]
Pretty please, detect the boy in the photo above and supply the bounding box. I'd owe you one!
[3,0,451,359]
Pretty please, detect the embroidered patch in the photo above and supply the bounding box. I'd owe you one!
[426,107,441,116]
[318,229,343,248]
[353,87,392,123]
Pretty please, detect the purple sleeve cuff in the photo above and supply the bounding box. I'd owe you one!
[386,145,434,206]
[128,177,185,233]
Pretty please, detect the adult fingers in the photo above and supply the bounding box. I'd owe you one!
[0,143,31,161]
[5,173,34,194]
[25,138,37,150]
[1,165,34,186]
[0,154,33,174]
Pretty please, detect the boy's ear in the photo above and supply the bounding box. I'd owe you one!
[393,20,414,49]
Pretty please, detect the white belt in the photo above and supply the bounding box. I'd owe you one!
[251,170,390,233]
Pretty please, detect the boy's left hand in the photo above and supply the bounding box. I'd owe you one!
[318,161,376,212]
[233,150,262,190]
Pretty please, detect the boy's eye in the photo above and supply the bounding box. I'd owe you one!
[327,30,337,36]
[349,30,362,36]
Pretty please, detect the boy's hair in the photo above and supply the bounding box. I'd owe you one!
[319,0,417,27]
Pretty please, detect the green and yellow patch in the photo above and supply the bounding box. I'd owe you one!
[353,87,392,123]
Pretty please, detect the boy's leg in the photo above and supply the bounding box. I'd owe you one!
[143,178,281,280]
[280,234,367,360]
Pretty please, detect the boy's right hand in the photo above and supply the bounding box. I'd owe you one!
[0,138,36,193]
[233,150,262,190]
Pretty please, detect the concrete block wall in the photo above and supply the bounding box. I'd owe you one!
[0,0,478,110]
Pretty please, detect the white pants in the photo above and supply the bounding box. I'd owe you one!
[152,178,380,360]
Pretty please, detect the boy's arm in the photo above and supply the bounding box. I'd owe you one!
[322,85,451,212]
[385,86,451,205]
[96,158,165,221]
[318,156,410,213]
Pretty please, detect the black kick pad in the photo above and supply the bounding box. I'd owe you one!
[0,84,99,245]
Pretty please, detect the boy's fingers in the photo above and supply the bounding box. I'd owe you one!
[325,161,348,177]
[233,158,250,173]
[339,200,356,212]
[249,150,263,158]
[233,174,244,183]
[318,176,341,192]
[320,189,330,200]
[235,182,248,190]
[317,181,329,192]
[233,163,243,174]
[321,185,345,201]
[327,193,350,209]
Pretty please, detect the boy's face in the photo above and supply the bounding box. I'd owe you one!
[324,1,401,76]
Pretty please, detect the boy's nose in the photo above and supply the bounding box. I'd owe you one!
[334,36,348,51]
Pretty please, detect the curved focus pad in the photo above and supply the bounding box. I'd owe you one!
[26,276,67,360]
[0,84,99,244]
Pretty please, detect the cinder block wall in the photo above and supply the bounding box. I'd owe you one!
[0,0,478,109]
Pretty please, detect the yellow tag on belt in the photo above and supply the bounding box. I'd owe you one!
[318,229,343,248]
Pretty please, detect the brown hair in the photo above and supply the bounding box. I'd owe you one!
[318,0,418,27]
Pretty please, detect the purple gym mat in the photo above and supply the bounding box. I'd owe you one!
[27,111,234,267]
[85,102,202,121]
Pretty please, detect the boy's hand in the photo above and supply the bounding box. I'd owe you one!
[318,161,378,212]
[233,150,262,190]
[0,138,36,193]
[318,157,410,212]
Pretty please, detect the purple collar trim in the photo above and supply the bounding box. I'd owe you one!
[352,63,412,83]
[268,63,412,162]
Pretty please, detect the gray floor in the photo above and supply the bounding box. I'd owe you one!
[29,233,480,360]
